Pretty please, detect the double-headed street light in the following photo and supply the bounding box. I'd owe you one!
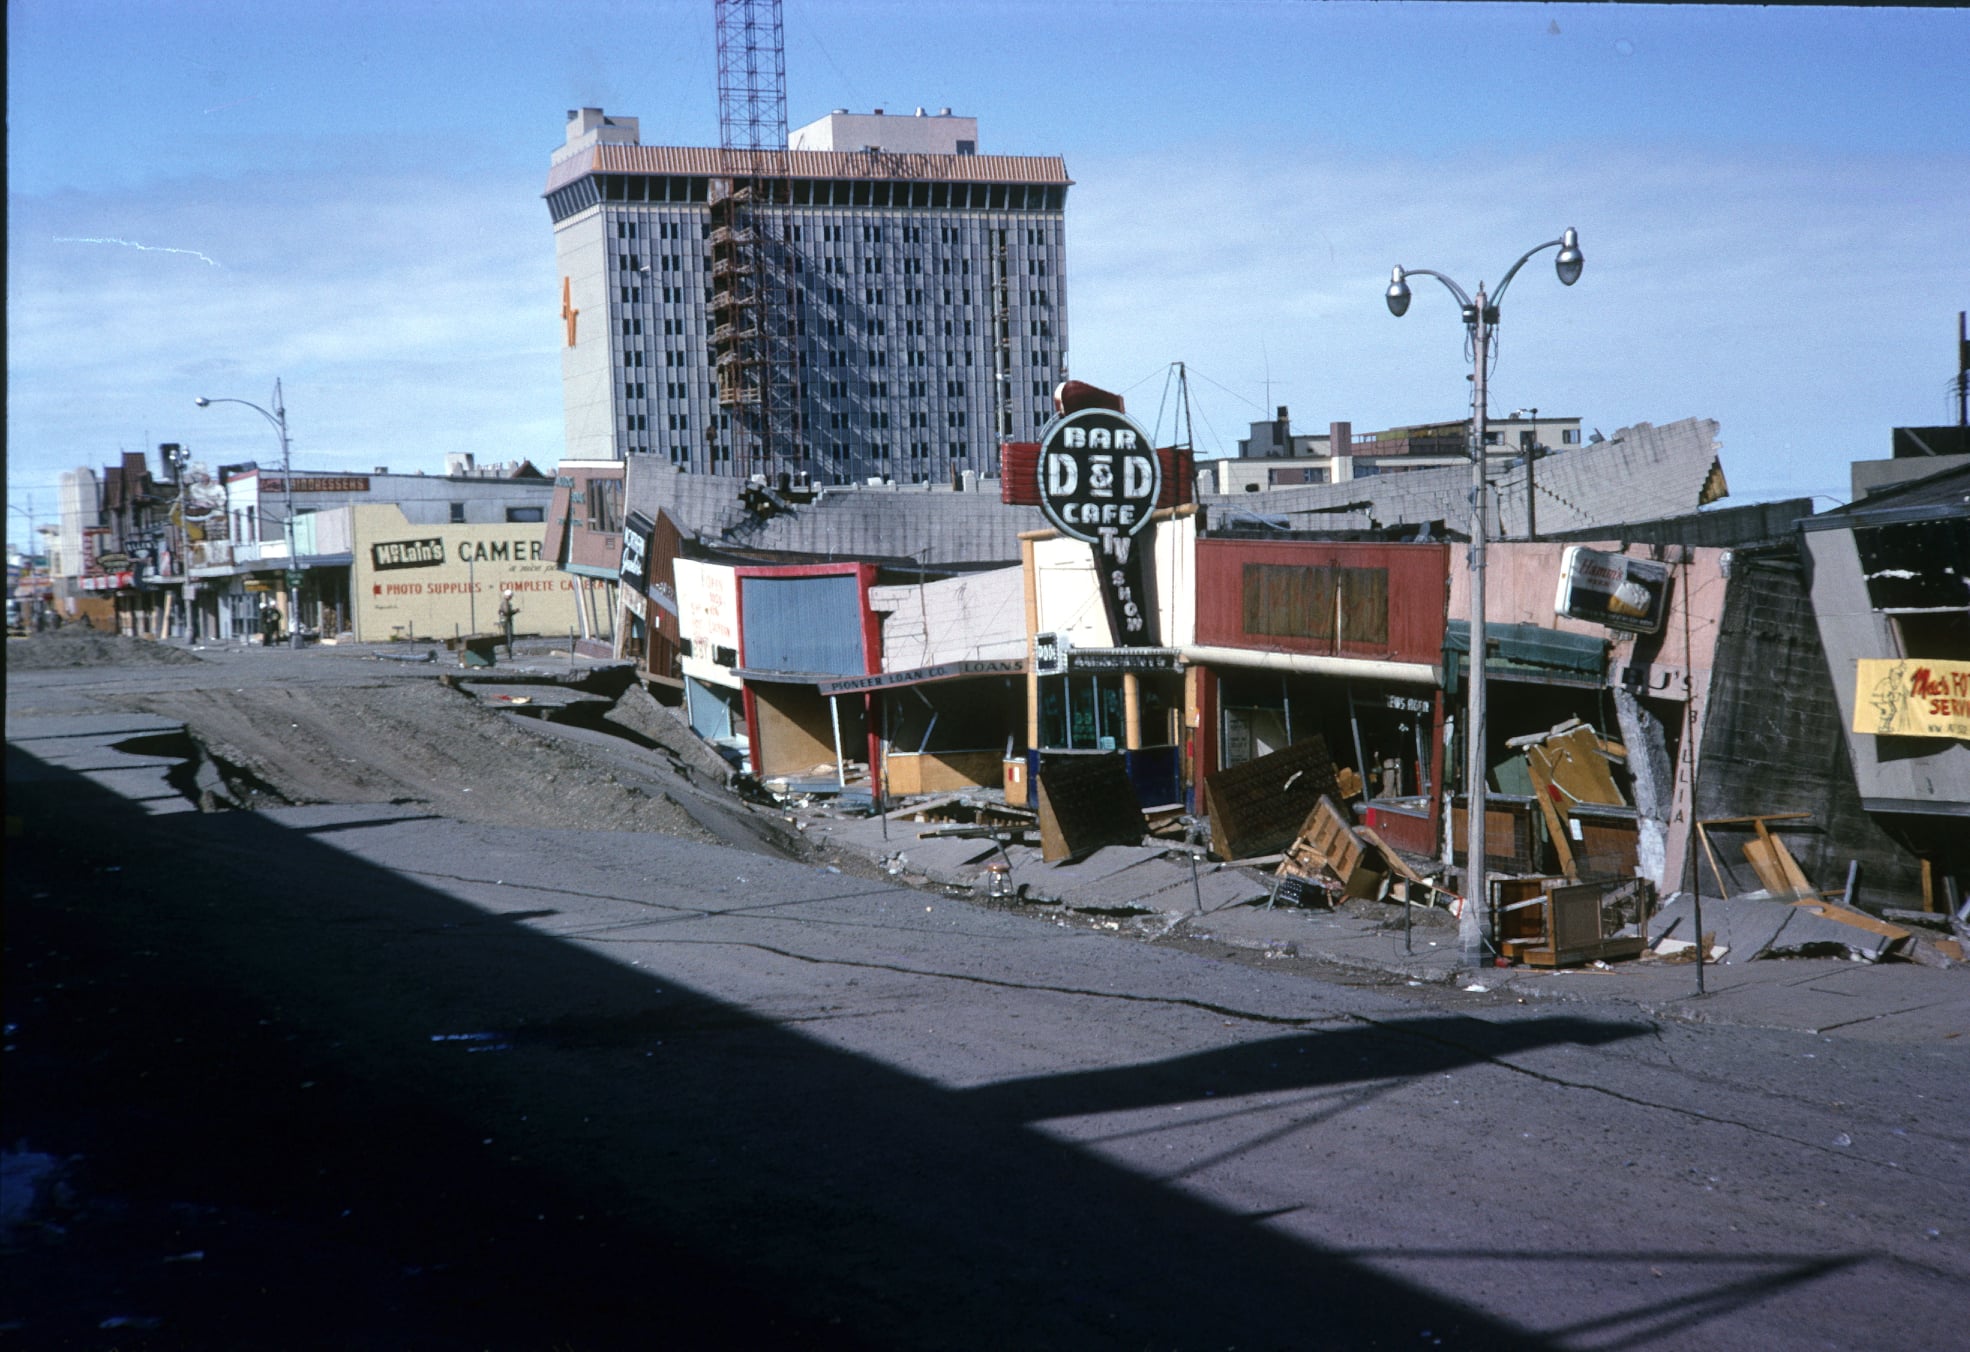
[1386,228,1583,964]
[194,380,300,650]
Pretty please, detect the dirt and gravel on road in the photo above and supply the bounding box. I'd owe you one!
[5,626,204,670]
[7,628,812,862]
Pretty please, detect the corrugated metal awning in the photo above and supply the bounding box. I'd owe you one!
[1444,620,1606,686]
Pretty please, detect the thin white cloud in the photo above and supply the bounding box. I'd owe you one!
[53,236,223,267]
[9,165,564,492]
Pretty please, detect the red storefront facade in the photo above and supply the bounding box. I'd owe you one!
[1188,537,1450,849]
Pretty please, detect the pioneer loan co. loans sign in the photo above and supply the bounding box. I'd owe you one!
[1038,408,1162,646]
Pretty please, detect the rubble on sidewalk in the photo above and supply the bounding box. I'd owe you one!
[1502,718,1639,881]
[1649,892,1922,964]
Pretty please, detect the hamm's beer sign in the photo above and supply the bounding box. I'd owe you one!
[1038,408,1162,645]
[1555,546,1670,635]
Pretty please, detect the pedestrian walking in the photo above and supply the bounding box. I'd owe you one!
[260,598,281,648]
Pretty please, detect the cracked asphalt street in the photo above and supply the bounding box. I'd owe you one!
[6,636,1967,1349]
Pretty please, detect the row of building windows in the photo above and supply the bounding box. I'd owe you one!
[590,174,1068,212]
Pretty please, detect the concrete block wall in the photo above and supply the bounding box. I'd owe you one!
[1693,549,1917,900]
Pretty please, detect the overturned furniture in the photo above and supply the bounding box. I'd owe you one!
[1271,795,1444,911]
[1036,753,1148,863]
[1273,796,1384,907]
[1493,876,1652,968]
[1203,736,1342,862]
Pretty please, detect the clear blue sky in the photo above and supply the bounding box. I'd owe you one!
[9,1,1969,548]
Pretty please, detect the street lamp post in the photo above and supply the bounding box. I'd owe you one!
[1386,228,1583,965]
[195,380,301,650]
[160,440,195,641]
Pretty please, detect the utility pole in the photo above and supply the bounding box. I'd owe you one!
[1524,406,1537,541]
[1957,311,1967,427]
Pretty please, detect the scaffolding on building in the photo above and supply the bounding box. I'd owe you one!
[712,0,799,483]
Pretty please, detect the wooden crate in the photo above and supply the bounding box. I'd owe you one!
[1278,797,1385,901]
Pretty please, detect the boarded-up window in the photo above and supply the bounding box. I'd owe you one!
[1242,564,1389,646]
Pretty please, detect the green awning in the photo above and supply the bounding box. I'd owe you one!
[1444,619,1607,688]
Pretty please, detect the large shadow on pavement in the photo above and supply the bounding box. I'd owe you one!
[6,744,1648,1350]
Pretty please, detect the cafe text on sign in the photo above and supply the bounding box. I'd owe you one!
[1036,408,1163,647]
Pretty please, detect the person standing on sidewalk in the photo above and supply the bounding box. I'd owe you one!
[497,589,519,658]
[260,597,282,648]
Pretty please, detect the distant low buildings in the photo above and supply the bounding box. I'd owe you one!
[52,449,559,643]
[1202,407,1586,497]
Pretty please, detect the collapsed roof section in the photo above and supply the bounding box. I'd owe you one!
[1200,417,1727,537]
[621,461,1044,568]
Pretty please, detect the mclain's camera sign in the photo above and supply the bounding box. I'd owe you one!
[371,537,447,571]
[1037,408,1163,645]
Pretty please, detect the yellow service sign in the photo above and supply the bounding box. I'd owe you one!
[1854,658,1970,739]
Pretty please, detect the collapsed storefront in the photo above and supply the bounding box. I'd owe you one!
[1022,509,1196,809]
[672,556,748,763]
[1444,538,1731,896]
[730,563,882,791]
[1798,469,1970,907]
[543,461,625,657]
[852,565,1029,797]
[1186,534,1448,850]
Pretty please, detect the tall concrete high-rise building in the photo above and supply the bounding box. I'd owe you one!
[544,106,1071,484]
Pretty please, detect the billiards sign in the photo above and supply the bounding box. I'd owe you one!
[1037,409,1162,645]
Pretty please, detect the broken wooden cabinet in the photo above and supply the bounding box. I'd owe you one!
[1492,876,1649,968]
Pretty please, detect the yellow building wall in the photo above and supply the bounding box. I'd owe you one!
[350,505,581,643]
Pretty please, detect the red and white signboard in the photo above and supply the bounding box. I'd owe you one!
[1556,546,1670,635]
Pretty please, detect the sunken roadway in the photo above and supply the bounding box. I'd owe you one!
[5,631,1966,1350]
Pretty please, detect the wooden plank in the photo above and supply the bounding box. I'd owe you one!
[1790,898,1911,942]
[1697,813,1814,827]
[1528,725,1628,808]
[1356,824,1426,884]
[1765,834,1816,896]
[1696,821,1734,899]
[1743,835,1815,899]
[1523,755,1578,879]
[1741,838,1795,897]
